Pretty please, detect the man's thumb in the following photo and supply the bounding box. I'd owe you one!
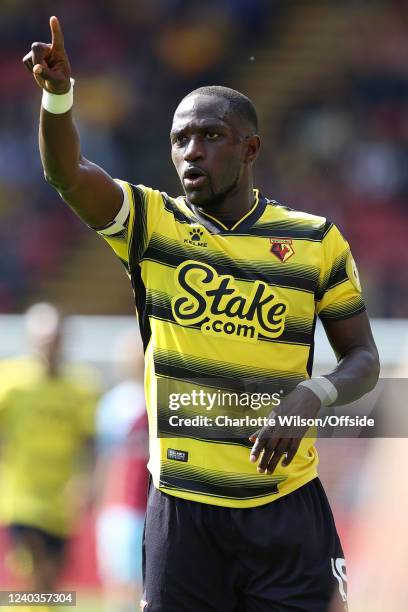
[33,63,53,80]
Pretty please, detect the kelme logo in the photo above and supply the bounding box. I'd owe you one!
[184,228,207,248]
[171,261,287,343]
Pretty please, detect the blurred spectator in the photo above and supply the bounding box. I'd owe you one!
[0,303,98,599]
[256,3,408,318]
[94,329,148,612]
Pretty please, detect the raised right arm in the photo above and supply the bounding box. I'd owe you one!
[23,16,123,228]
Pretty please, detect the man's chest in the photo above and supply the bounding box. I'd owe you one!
[139,222,321,344]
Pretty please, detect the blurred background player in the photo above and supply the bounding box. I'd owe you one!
[0,303,98,601]
[94,329,148,612]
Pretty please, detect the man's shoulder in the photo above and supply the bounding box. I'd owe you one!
[124,182,195,223]
[121,182,178,202]
[266,198,329,228]
[120,181,184,209]
[259,197,332,241]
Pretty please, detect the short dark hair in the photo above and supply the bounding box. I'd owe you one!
[183,85,259,133]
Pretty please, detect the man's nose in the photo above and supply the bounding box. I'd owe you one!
[183,136,205,161]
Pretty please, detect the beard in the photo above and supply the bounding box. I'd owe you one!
[184,169,241,211]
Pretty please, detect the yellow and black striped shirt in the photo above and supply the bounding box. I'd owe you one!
[96,182,365,508]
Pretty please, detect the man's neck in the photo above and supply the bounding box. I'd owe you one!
[194,183,255,227]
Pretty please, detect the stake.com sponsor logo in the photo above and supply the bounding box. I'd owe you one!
[171,260,288,342]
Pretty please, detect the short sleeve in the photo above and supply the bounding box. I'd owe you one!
[94,181,168,269]
[95,179,135,271]
[316,223,366,321]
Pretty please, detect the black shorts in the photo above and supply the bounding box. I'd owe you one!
[142,478,348,612]
[9,524,66,566]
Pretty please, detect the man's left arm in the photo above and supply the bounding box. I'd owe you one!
[249,311,380,474]
[321,310,380,404]
[250,219,380,474]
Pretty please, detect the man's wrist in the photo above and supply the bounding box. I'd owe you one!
[297,376,338,407]
[42,77,75,114]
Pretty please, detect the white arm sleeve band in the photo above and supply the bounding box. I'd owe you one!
[96,182,130,236]
[297,376,338,406]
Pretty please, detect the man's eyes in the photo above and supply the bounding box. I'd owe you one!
[173,131,221,144]
[174,134,187,144]
[204,131,220,140]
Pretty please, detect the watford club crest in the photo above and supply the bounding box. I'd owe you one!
[269,238,294,262]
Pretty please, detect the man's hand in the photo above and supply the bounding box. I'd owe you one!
[20,15,123,227]
[22,16,71,94]
[249,386,321,474]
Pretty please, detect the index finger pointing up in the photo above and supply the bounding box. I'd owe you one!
[50,15,64,50]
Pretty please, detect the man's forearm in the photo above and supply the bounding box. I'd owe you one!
[324,345,380,406]
[23,17,133,233]
[311,312,381,407]
[39,108,82,191]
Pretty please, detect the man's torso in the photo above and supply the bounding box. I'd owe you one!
[97,182,364,508]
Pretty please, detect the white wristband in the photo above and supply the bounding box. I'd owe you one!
[297,376,338,406]
[42,78,75,114]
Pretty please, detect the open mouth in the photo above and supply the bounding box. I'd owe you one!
[183,167,207,189]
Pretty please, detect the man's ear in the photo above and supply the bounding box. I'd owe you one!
[244,134,261,164]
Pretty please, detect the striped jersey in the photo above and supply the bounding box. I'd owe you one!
[0,357,98,535]
[95,181,365,508]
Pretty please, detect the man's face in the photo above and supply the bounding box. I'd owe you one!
[171,94,253,208]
